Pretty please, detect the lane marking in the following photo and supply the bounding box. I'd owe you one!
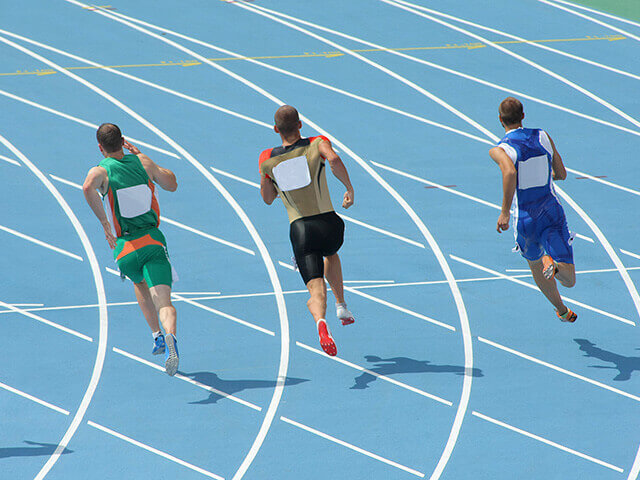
[297,342,452,406]
[622,249,640,261]
[241,2,640,139]
[0,153,20,165]
[172,293,275,336]
[371,161,595,243]
[472,411,624,472]
[539,0,640,43]
[0,87,179,159]
[57,8,475,480]
[277,261,295,271]
[112,347,261,411]
[566,167,640,197]
[49,173,256,255]
[0,127,108,480]
[7,16,292,480]
[450,255,635,326]
[211,166,260,188]
[172,291,221,296]
[0,224,83,261]
[0,298,93,341]
[0,380,70,415]
[392,0,640,84]
[478,337,640,403]
[280,416,426,477]
[88,421,225,480]
[344,286,455,331]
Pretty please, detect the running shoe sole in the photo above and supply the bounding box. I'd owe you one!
[165,336,179,376]
[340,316,355,326]
[318,321,337,356]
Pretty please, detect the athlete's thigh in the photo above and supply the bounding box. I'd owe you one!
[141,247,173,288]
[116,249,144,284]
[542,223,574,264]
[149,284,172,309]
[515,211,544,261]
[320,213,345,257]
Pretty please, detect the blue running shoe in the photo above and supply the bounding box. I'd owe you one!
[152,334,166,355]
[164,334,179,376]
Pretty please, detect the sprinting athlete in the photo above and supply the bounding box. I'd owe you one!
[83,123,180,375]
[259,105,355,356]
[490,97,577,322]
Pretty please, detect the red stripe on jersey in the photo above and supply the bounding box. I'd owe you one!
[259,148,274,178]
[309,135,331,159]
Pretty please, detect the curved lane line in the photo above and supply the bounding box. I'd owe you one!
[0,133,108,480]
[77,4,474,479]
[0,28,290,480]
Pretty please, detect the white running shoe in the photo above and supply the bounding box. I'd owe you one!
[336,303,355,326]
[164,334,179,376]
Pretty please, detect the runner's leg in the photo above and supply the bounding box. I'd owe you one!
[324,254,345,304]
[527,258,568,314]
[133,280,161,332]
[148,284,176,334]
[306,277,327,322]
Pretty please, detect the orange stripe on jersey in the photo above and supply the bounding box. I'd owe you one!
[309,136,331,158]
[107,188,122,237]
[116,234,164,261]
[259,148,274,178]
[148,180,161,227]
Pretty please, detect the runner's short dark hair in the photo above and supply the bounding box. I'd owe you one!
[96,123,122,152]
[499,97,524,126]
[274,105,300,136]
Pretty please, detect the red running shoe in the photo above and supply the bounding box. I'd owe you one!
[317,320,337,356]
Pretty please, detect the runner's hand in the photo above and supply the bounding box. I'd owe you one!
[102,221,116,249]
[342,189,354,209]
[496,212,510,233]
[123,140,141,155]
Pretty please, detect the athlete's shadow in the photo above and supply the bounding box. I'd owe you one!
[0,441,73,459]
[574,339,640,381]
[351,355,484,390]
[181,371,309,405]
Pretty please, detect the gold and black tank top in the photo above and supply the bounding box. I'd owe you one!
[259,136,334,223]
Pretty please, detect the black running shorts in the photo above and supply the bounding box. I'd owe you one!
[289,211,345,285]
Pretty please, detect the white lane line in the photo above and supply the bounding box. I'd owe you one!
[478,336,640,402]
[371,160,594,243]
[550,0,640,28]
[344,286,456,331]
[172,292,221,296]
[278,261,295,271]
[161,217,255,255]
[60,8,475,480]
[211,166,261,188]
[0,29,272,130]
[340,214,425,248]
[472,411,624,473]
[344,280,394,284]
[5,303,44,307]
[567,167,640,197]
[87,421,225,480]
[8,18,291,480]
[0,129,109,480]
[296,342,452,406]
[48,173,256,255]
[0,224,83,261]
[384,0,640,131]
[280,416,425,477]
[450,255,635,326]
[112,347,261,411]
[0,380,70,415]
[172,293,275,336]
[0,87,178,159]
[540,0,640,43]
[211,164,426,248]
[392,0,640,84]
[0,298,93,341]
[0,153,20,165]
[105,267,120,277]
[622,249,640,261]
[243,1,640,139]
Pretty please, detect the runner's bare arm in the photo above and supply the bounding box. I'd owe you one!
[319,139,354,209]
[260,175,278,205]
[489,146,517,233]
[123,140,178,191]
[82,166,116,248]
[547,133,567,181]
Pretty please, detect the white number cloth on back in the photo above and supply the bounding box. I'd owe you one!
[518,154,549,190]
[271,155,312,191]
[116,183,152,218]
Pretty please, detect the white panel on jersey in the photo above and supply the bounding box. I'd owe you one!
[116,183,152,218]
[538,130,553,156]
[498,143,518,164]
[272,155,311,191]
[518,155,549,190]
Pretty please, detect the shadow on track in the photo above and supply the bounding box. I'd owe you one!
[0,441,73,459]
[575,338,640,381]
[351,355,483,390]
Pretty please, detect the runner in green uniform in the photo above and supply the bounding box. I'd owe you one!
[82,123,180,375]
